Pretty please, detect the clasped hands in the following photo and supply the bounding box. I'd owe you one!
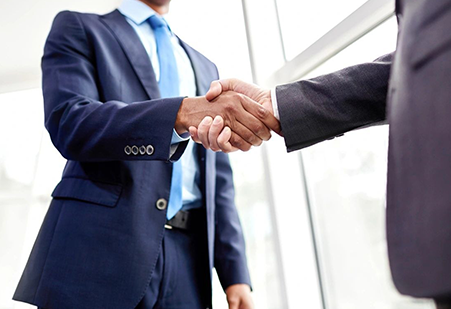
[176,78,280,153]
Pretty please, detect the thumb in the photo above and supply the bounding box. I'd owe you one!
[189,126,201,143]
[218,127,239,153]
[205,80,223,101]
[206,78,240,101]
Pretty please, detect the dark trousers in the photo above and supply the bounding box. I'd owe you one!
[38,226,210,309]
[436,299,451,309]
[135,227,210,309]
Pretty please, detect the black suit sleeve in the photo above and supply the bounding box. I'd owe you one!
[277,53,393,152]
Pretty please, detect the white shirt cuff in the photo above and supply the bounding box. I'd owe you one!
[271,88,280,120]
[169,129,190,158]
[171,128,190,145]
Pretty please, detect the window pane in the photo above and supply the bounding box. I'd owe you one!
[230,149,285,309]
[276,0,367,61]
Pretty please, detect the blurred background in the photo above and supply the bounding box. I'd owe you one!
[0,0,437,308]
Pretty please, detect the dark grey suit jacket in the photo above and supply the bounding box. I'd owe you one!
[276,0,451,299]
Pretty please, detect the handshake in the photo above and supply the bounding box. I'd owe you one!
[175,78,281,153]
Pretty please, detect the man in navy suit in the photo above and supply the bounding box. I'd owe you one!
[12,0,280,308]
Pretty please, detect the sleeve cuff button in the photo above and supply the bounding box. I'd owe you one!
[146,145,155,156]
[124,145,132,155]
[131,145,139,155]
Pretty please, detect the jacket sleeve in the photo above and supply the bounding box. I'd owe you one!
[213,152,252,290]
[277,53,393,152]
[42,11,186,162]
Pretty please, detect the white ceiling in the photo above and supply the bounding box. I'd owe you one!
[0,0,121,93]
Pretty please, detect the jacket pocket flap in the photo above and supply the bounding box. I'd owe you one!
[51,178,122,207]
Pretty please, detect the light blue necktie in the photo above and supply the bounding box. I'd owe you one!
[149,14,182,220]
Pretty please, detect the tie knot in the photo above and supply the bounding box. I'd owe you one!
[148,14,168,30]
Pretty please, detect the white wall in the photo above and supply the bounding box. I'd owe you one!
[0,0,121,93]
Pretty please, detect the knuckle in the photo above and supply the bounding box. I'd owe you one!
[233,139,251,152]
[230,135,242,148]
[243,131,255,143]
[254,123,268,137]
[231,93,244,104]
[257,106,269,118]
[224,102,236,113]
[231,92,241,99]
[219,142,231,153]
[211,145,220,152]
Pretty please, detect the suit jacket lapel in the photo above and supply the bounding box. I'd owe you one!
[177,37,213,182]
[178,38,212,96]
[101,10,161,100]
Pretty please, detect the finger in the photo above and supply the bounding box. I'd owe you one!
[213,91,267,145]
[218,78,236,93]
[217,127,238,153]
[197,116,213,149]
[240,95,281,136]
[227,299,239,309]
[232,120,264,147]
[209,116,225,151]
[205,80,223,101]
[189,126,200,143]
[240,298,254,309]
[206,79,243,101]
[229,131,253,152]
[231,95,272,141]
[220,78,264,102]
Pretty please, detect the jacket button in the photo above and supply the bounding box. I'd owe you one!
[139,145,146,155]
[146,145,155,156]
[156,198,167,210]
[124,145,132,155]
[131,145,139,155]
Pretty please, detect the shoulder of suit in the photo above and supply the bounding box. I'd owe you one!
[53,9,111,24]
[51,9,124,36]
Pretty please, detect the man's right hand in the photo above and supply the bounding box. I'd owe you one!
[175,90,279,152]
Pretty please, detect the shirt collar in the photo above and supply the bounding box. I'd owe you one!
[118,0,170,28]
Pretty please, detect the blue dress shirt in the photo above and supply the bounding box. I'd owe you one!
[118,0,202,210]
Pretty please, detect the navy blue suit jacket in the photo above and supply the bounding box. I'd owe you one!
[13,10,251,309]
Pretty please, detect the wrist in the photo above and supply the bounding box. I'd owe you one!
[226,283,251,295]
[175,97,199,134]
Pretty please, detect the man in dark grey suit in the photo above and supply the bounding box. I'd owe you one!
[190,0,451,307]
